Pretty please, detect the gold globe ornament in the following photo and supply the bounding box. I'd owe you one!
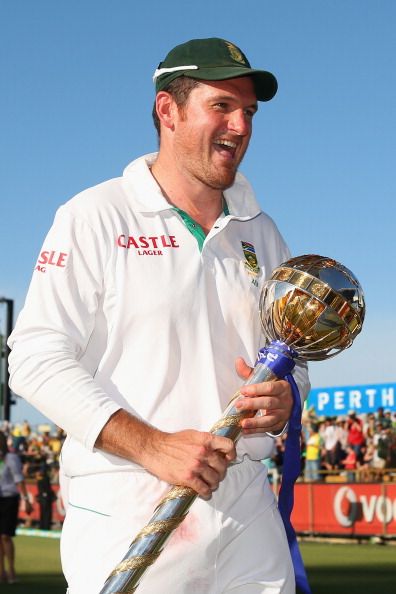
[260,254,365,360]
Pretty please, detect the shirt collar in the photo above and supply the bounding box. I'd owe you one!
[122,153,262,219]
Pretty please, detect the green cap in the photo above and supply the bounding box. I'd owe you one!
[153,38,277,102]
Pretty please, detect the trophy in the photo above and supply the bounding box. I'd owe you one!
[100,254,365,594]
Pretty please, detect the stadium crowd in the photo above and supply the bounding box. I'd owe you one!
[264,406,396,487]
[0,420,65,485]
[1,406,396,529]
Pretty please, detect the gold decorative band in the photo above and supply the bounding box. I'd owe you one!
[110,552,160,577]
[210,414,244,433]
[157,485,196,507]
[272,267,361,333]
[132,516,186,543]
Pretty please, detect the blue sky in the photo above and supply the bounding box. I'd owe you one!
[1,1,395,424]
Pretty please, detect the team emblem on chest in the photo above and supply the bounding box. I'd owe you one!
[241,241,260,277]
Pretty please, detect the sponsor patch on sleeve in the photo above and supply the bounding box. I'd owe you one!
[35,250,69,273]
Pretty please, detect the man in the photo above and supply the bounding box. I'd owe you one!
[0,431,33,584]
[323,416,341,472]
[347,412,365,461]
[8,38,310,593]
[304,423,322,482]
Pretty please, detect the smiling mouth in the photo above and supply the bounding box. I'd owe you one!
[213,139,238,159]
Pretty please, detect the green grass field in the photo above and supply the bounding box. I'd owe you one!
[301,541,396,594]
[5,535,396,593]
[7,535,66,593]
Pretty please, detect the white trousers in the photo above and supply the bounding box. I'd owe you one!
[61,459,295,594]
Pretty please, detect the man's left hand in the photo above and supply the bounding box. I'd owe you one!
[234,357,293,434]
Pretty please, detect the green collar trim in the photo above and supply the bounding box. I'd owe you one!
[173,199,229,251]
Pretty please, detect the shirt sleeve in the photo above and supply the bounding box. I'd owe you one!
[293,359,311,405]
[8,206,121,451]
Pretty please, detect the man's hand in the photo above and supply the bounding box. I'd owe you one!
[95,410,236,500]
[142,429,236,500]
[234,357,293,435]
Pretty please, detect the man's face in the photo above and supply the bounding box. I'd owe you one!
[171,77,258,190]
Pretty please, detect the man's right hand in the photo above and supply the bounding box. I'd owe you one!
[95,410,236,499]
[142,429,236,499]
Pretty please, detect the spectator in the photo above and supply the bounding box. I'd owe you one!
[378,427,393,468]
[0,431,32,584]
[388,429,396,468]
[363,413,376,439]
[335,417,348,459]
[376,407,388,428]
[36,466,56,530]
[372,423,389,474]
[359,439,375,482]
[340,445,357,482]
[382,411,393,430]
[323,417,342,473]
[304,424,322,482]
[20,421,31,439]
[347,412,365,460]
[10,426,27,458]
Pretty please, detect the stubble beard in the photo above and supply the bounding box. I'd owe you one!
[179,148,244,191]
[198,164,238,190]
[201,141,249,190]
[173,124,248,191]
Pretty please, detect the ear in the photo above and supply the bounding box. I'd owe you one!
[155,91,177,131]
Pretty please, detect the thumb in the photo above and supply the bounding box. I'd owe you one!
[235,356,253,381]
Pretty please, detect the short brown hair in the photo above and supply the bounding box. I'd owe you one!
[152,76,201,137]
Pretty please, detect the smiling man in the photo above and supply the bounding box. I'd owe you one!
[8,38,310,593]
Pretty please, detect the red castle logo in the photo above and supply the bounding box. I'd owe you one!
[35,250,68,273]
[117,234,179,256]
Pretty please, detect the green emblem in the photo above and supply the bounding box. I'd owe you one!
[241,241,260,275]
[226,42,246,65]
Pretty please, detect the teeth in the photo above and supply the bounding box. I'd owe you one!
[215,139,237,149]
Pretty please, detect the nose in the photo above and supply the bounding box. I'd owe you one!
[228,109,251,136]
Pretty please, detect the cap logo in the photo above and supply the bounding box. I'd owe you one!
[225,42,246,65]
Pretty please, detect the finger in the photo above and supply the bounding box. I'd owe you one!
[241,410,287,433]
[235,357,253,381]
[199,464,223,491]
[187,474,214,499]
[240,380,288,398]
[236,395,288,413]
[206,452,229,481]
[242,422,286,434]
[187,462,222,498]
[205,434,236,460]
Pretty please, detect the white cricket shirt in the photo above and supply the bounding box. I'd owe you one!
[8,153,310,477]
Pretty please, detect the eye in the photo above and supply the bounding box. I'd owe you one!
[213,102,228,111]
[244,108,256,119]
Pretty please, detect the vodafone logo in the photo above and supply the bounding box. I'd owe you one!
[35,250,68,273]
[334,486,396,527]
